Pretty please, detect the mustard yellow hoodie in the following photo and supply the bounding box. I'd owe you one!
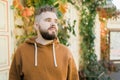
[9,38,79,80]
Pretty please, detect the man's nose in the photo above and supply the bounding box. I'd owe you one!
[51,24,56,28]
[50,22,56,27]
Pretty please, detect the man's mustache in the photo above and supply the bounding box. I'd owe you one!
[48,25,57,30]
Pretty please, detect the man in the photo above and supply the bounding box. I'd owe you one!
[9,6,79,80]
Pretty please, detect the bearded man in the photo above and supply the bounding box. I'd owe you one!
[9,6,79,80]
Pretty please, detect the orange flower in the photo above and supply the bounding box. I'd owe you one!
[99,8,107,18]
[59,3,68,14]
[13,0,24,10]
[21,7,34,17]
[18,3,24,10]
[13,0,19,8]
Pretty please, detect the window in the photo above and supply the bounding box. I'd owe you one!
[110,31,120,61]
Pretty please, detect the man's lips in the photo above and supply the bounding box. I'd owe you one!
[48,27,56,31]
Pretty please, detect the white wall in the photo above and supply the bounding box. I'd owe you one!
[94,14,101,60]
[65,3,80,70]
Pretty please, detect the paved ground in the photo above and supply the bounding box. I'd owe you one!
[110,63,120,80]
[110,71,120,80]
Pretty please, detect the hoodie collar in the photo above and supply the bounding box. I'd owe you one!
[25,37,58,67]
[25,37,59,46]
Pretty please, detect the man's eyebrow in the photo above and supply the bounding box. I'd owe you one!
[44,18,58,20]
[44,18,51,20]
[45,18,52,19]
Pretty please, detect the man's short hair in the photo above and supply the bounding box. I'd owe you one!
[34,5,57,23]
[35,5,56,16]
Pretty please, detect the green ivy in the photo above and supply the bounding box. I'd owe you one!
[79,0,112,80]
[58,19,76,46]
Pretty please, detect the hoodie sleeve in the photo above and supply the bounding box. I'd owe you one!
[67,55,79,80]
[9,48,23,80]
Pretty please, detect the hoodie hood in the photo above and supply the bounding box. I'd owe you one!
[25,37,59,67]
[9,37,79,80]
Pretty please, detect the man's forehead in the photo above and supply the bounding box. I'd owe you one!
[39,11,57,19]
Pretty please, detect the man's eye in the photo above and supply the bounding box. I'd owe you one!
[55,19,58,23]
[45,18,51,22]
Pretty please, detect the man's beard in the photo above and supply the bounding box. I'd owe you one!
[40,30,57,40]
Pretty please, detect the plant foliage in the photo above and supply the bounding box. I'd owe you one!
[79,0,112,80]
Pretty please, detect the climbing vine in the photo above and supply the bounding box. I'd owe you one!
[79,0,112,80]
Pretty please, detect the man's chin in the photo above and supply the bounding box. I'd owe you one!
[40,31,57,40]
[48,30,57,34]
[49,32,57,36]
[42,34,57,40]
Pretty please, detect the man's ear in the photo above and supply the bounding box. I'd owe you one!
[34,23,39,30]
[34,23,40,36]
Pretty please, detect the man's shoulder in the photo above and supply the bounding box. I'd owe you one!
[16,42,30,50]
[58,44,72,55]
[58,43,69,50]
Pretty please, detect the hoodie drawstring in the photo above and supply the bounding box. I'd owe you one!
[52,43,57,67]
[34,42,57,67]
[34,43,38,66]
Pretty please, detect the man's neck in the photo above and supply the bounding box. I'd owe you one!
[35,36,53,45]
